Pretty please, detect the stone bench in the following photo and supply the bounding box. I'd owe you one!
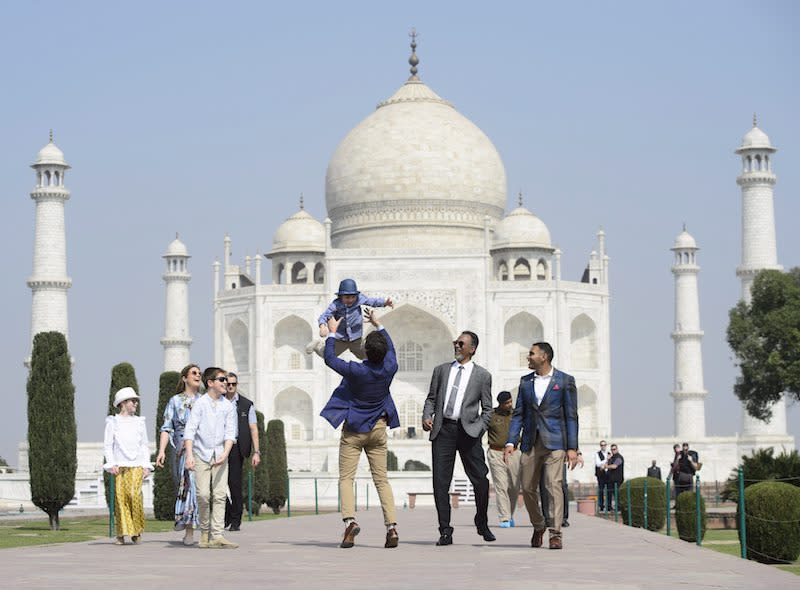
[407,492,461,509]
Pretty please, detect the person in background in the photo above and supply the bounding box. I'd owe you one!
[647,459,662,480]
[486,391,521,528]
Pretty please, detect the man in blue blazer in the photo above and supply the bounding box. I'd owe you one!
[504,341,579,550]
[321,308,401,550]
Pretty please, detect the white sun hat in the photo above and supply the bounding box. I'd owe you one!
[113,387,140,407]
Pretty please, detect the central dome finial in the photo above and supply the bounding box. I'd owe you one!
[408,28,420,81]
[753,112,758,128]
[518,189,523,208]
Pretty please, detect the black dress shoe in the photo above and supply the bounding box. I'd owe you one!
[228,524,241,532]
[478,528,496,542]
[561,519,570,528]
[436,533,453,546]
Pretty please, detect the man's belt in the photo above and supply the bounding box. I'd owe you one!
[489,444,507,451]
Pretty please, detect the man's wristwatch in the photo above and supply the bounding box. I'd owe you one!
[254,451,261,455]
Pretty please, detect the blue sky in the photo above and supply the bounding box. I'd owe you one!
[1,1,798,465]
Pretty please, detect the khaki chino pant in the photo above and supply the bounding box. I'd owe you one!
[487,448,522,521]
[521,437,566,535]
[193,453,229,540]
[339,418,396,526]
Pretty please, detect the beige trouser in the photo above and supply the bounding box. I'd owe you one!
[521,437,566,535]
[487,448,521,521]
[193,453,229,539]
[313,338,365,360]
[339,418,396,526]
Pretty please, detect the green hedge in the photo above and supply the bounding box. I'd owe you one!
[738,481,800,564]
[265,419,288,514]
[387,450,399,471]
[675,490,706,542]
[242,411,268,515]
[618,477,666,531]
[152,371,180,520]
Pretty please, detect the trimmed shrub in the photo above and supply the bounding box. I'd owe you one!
[738,481,800,564]
[107,362,140,416]
[242,411,268,516]
[265,419,288,514]
[153,371,180,520]
[403,459,430,471]
[387,450,399,471]
[723,448,800,502]
[675,490,706,542]
[104,362,140,507]
[618,477,666,531]
[27,332,77,530]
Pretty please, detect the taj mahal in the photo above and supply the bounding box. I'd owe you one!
[8,41,795,508]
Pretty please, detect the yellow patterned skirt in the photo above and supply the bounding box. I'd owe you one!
[115,467,145,537]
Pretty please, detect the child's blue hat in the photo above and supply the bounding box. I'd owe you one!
[336,279,360,296]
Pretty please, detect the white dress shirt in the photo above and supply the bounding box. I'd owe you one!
[184,393,237,463]
[443,360,474,420]
[533,369,553,404]
[103,415,150,471]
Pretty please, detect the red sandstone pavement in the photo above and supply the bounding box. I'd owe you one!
[1,507,797,589]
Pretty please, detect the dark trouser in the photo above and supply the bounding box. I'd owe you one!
[597,474,610,510]
[540,463,569,524]
[432,419,490,534]
[225,444,245,528]
[674,472,693,499]
[607,479,622,510]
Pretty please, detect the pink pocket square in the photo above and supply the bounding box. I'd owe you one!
[553,384,561,391]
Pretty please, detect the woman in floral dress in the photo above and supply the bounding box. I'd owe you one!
[156,364,202,545]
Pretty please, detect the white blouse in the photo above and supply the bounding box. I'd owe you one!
[103,415,151,471]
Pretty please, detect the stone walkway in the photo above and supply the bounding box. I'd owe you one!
[2,507,796,589]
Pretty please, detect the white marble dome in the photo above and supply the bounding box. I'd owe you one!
[672,229,697,250]
[33,140,68,167]
[164,235,189,257]
[492,207,553,251]
[737,125,775,152]
[271,208,325,253]
[325,77,507,249]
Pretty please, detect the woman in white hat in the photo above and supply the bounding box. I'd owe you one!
[103,387,150,545]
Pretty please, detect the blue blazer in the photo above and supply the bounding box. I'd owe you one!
[320,327,400,433]
[507,368,579,452]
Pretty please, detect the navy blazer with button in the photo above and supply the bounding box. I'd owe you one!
[507,368,579,452]
[320,327,400,433]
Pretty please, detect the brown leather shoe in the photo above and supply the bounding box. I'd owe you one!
[531,528,545,548]
[385,527,399,548]
[549,534,563,550]
[340,522,360,548]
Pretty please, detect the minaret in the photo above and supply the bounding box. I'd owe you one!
[27,132,72,365]
[735,117,788,437]
[670,227,707,439]
[161,234,192,372]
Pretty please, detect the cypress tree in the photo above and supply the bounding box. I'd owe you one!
[107,362,140,416]
[265,419,288,514]
[104,362,141,506]
[242,411,268,515]
[27,331,77,530]
[153,371,180,520]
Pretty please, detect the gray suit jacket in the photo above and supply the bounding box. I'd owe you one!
[422,361,493,440]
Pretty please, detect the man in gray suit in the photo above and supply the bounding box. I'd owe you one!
[422,331,495,545]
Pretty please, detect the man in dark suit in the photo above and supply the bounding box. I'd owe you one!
[223,372,260,532]
[647,460,662,480]
[504,341,579,550]
[422,331,495,545]
[321,308,401,549]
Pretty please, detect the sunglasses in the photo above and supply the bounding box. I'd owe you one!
[214,377,228,383]
[452,340,471,348]
[227,382,238,387]
[126,399,139,404]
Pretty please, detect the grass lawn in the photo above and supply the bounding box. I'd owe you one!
[663,528,799,575]
[0,511,319,550]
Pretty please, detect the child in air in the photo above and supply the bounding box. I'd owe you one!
[308,278,393,359]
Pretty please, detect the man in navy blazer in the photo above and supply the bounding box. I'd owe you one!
[504,341,578,550]
[321,308,400,550]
